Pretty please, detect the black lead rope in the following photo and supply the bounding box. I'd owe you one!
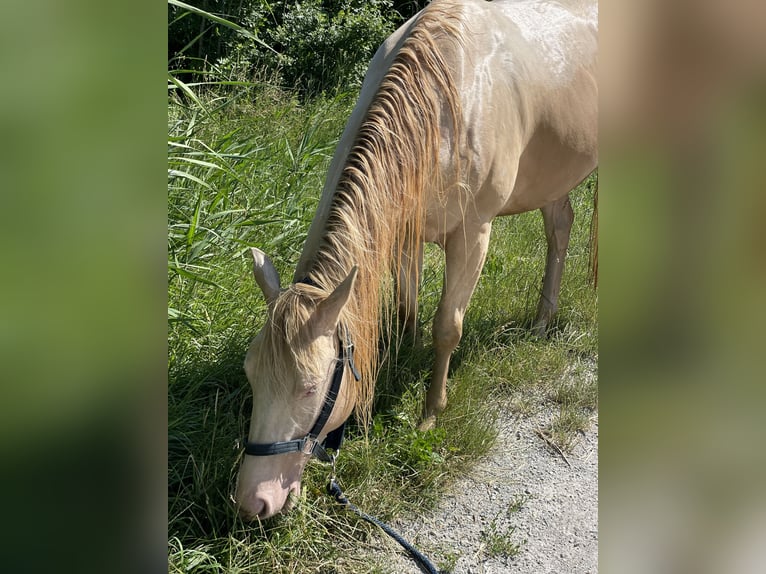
[328,476,442,574]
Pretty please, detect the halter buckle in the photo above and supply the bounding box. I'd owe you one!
[299,436,318,456]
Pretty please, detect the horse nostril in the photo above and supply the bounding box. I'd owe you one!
[237,485,297,520]
[256,497,273,520]
[238,495,270,521]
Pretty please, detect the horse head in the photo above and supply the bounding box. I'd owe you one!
[235,248,358,520]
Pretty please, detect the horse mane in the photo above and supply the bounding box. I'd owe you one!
[268,2,465,427]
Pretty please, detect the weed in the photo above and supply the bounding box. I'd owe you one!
[479,494,531,559]
[482,512,524,559]
[507,492,533,514]
[435,547,461,572]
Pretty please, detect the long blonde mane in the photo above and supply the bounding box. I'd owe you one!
[267,3,465,427]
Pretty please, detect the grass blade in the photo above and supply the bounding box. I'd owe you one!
[167,0,276,53]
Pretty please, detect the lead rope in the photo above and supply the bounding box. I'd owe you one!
[327,457,442,574]
[326,328,442,573]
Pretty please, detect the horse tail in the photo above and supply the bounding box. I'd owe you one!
[588,173,598,288]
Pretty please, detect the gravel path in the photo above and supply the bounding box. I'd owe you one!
[370,386,598,573]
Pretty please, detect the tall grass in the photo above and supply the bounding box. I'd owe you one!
[168,81,597,572]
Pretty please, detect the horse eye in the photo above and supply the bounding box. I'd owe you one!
[301,385,318,398]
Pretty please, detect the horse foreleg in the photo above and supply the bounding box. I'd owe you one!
[420,222,492,431]
[396,239,423,343]
[532,195,574,337]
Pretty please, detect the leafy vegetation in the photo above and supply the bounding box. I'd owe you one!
[169,0,428,95]
[220,0,396,95]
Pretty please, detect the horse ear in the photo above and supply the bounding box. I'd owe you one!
[251,248,280,305]
[306,267,358,339]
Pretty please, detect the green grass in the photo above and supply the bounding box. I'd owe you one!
[481,494,531,560]
[168,83,597,573]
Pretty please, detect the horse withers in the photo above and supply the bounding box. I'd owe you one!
[236,0,597,519]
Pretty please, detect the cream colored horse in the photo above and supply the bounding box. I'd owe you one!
[236,0,597,520]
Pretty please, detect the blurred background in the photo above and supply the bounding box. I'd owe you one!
[600,1,766,572]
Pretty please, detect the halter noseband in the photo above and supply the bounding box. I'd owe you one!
[243,328,360,463]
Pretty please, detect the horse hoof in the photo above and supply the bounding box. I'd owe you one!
[531,321,548,338]
[418,416,436,432]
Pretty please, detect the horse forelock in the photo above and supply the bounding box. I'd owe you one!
[300,1,466,427]
[250,284,334,397]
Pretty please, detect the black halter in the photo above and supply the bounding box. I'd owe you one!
[243,328,361,463]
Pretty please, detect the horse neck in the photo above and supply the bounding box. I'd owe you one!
[294,48,401,283]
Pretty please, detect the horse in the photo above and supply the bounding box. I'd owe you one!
[236,0,597,520]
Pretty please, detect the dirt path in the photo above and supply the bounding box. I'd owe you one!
[371,394,598,573]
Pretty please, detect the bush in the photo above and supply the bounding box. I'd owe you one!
[218,0,396,95]
[168,0,264,69]
[168,1,434,94]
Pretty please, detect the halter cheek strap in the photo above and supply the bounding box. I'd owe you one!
[243,329,360,463]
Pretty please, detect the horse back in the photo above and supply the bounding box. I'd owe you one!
[426,0,598,235]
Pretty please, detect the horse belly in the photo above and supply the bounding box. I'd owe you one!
[499,123,596,216]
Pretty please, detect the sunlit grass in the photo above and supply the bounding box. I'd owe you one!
[168,84,597,572]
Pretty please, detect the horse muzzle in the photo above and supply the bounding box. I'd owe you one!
[236,477,301,520]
